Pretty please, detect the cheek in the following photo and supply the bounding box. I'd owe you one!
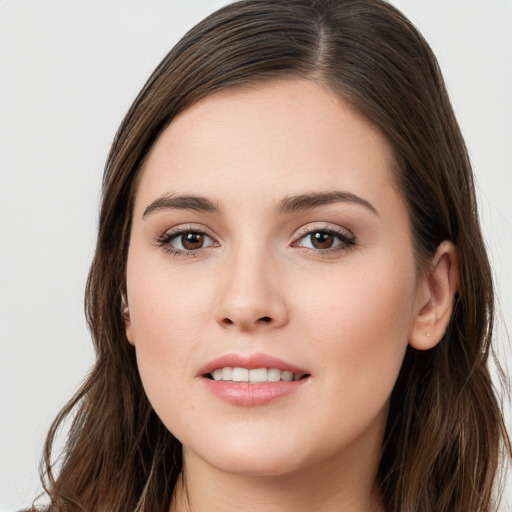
[125,253,211,415]
[127,254,213,345]
[128,293,203,438]
[294,256,417,410]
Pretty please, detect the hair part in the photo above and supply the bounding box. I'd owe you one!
[40,1,510,511]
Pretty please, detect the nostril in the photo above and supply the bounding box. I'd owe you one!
[220,316,272,327]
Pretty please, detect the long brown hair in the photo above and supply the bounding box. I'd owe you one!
[40,1,510,511]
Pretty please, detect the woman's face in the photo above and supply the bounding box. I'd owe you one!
[125,79,428,477]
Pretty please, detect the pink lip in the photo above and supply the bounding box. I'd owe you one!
[198,353,310,407]
[202,379,309,406]
[197,352,309,377]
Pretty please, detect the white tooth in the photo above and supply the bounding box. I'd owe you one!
[221,367,233,381]
[212,369,222,380]
[293,373,304,381]
[232,367,249,382]
[249,368,268,383]
[267,368,281,382]
[281,371,294,381]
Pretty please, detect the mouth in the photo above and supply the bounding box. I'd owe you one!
[199,353,311,405]
[205,367,310,383]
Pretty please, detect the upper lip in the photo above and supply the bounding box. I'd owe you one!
[197,353,310,377]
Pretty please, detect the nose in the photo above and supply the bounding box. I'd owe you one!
[215,248,289,332]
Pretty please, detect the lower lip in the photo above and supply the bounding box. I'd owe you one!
[202,377,309,406]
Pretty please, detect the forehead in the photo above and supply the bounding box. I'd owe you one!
[135,79,398,211]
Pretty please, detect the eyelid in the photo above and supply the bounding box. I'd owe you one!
[156,224,220,256]
[154,222,356,258]
[294,222,354,239]
[291,223,356,252]
[157,223,217,238]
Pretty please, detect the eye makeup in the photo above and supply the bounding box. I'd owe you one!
[154,221,356,259]
[155,224,219,258]
[292,224,356,255]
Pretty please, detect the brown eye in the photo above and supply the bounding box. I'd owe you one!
[294,227,355,253]
[310,231,335,249]
[162,230,216,253]
[181,232,204,250]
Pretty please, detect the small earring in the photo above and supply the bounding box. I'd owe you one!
[121,293,129,316]
[426,332,431,338]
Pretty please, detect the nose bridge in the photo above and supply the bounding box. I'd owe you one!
[215,237,288,331]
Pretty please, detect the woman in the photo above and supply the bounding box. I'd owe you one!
[38,0,510,511]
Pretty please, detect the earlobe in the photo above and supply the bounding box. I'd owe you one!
[409,241,460,350]
[121,293,135,346]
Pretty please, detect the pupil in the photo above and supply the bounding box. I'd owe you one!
[312,231,333,249]
[182,232,203,250]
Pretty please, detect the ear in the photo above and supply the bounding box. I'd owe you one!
[121,293,135,346]
[409,241,460,350]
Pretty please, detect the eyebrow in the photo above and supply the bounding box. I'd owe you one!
[277,191,378,216]
[142,194,220,219]
[142,190,378,220]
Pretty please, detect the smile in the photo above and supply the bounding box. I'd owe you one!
[208,367,307,382]
[200,354,311,406]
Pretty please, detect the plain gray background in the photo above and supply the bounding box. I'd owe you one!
[1,1,511,510]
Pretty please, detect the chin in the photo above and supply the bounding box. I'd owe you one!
[182,430,316,478]
[199,448,310,477]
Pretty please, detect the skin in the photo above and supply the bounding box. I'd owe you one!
[125,79,458,512]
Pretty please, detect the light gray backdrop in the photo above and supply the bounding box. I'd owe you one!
[1,1,511,510]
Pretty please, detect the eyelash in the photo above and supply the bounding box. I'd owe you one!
[156,225,356,258]
[292,225,356,254]
[156,225,217,258]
